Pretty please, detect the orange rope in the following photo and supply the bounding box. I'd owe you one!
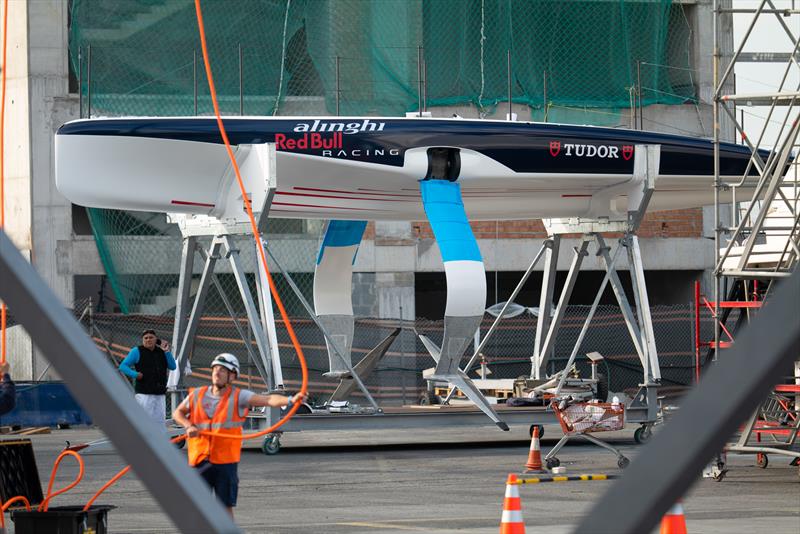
[38,450,85,512]
[1,0,9,363]
[82,0,311,510]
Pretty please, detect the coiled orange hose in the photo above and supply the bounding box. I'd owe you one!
[0,495,31,529]
[38,450,85,512]
[2,496,31,513]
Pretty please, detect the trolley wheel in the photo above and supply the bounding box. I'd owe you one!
[756,453,768,469]
[419,393,440,406]
[617,456,630,469]
[634,425,652,444]
[546,457,560,469]
[261,435,281,455]
[529,425,545,439]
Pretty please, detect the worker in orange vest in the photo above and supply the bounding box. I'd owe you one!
[173,353,306,516]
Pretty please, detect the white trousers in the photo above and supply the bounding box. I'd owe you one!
[134,393,167,428]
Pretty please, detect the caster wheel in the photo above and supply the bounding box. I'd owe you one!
[634,425,652,444]
[419,393,441,405]
[756,453,768,469]
[618,456,630,469]
[261,435,281,455]
[546,457,560,469]
[529,425,545,439]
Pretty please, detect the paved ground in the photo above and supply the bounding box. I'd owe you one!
[2,425,798,533]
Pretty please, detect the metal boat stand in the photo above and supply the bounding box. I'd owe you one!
[447,145,664,434]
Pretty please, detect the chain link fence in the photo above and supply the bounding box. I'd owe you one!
[75,301,712,407]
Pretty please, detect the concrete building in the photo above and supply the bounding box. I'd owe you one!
[2,0,733,379]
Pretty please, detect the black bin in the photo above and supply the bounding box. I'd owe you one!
[11,505,115,534]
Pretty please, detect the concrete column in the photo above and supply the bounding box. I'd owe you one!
[3,1,74,379]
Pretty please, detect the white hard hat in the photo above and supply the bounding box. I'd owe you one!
[211,353,240,375]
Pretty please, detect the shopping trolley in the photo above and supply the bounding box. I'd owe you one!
[544,400,630,469]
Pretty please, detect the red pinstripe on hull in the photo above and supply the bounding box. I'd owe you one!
[171,199,215,207]
[277,191,415,202]
[272,201,386,211]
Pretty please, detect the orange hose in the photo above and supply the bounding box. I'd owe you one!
[82,0,312,510]
[2,496,31,512]
[82,465,130,512]
[38,450,85,512]
[1,0,9,363]
[0,495,31,530]
[191,0,307,423]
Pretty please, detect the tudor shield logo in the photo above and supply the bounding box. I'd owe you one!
[622,145,634,161]
[549,141,561,157]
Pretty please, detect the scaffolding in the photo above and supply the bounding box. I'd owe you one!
[711,0,800,471]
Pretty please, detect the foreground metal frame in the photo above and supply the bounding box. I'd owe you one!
[575,269,800,534]
[0,231,239,533]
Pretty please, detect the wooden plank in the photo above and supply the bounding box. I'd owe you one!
[8,427,51,436]
[19,427,51,436]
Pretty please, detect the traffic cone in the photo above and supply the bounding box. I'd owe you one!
[524,426,546,473]
[499,473,525,534]
[659,501,687,534]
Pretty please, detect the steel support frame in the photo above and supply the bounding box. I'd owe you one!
[532,232,661,387]
[169,236,197,408]
[727,396,800,460]
[533,237,591,378]
[532,236,561,377]
[174,237,223,384]
[0,231,240,533]
[255,238,284,389]
[172,236,276,417]
[529,144,661,421]
[223,235,275,391]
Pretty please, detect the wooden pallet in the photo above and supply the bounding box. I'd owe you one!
[433,387,513,400]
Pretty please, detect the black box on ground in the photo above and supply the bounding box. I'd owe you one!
[0,439,43,508]
[11,505,116,534]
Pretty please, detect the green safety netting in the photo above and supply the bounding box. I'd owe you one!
[68,0,695,314]
[70,0,694,118]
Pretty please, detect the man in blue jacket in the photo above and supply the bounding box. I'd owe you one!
[120,329,176,426]
[0,361,15,415]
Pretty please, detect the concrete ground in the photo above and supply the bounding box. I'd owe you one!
[2,425,798,533]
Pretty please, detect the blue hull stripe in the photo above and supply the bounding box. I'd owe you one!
[420,180,482,263]
[316,220,367,264]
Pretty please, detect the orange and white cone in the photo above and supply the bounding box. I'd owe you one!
[524,426,546,473]
[499,473,525,534]
[659,501,687,534]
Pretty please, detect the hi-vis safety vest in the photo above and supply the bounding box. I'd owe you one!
[187,386,249,466]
